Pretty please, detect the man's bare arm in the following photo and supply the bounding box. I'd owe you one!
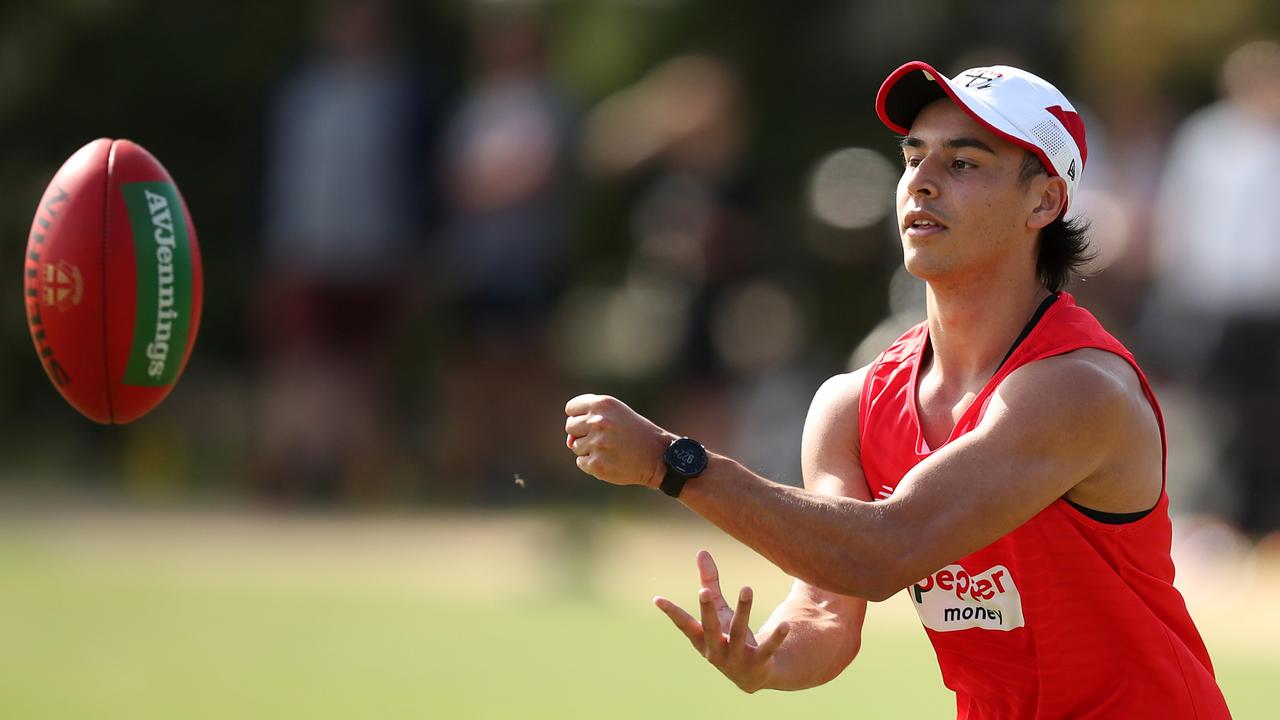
[761,371,869,688]
[566,352,1143,601]
[649,370,869,692]
[674,354,1135,599]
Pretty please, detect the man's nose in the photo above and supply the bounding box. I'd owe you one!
[905,159,940,199]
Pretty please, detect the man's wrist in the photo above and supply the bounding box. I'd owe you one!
[647,432,680,489]
[659,466,687,498]
[659,436,708,498]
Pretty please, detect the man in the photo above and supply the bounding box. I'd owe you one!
[565,61,1230,718]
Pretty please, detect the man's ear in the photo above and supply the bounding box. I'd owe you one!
[1028,176,1068,230]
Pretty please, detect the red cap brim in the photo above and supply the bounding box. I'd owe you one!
[876,60,949,134]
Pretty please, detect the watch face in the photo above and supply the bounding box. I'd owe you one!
[666,437,707,476]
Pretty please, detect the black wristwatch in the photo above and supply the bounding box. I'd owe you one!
[660,437,708,498]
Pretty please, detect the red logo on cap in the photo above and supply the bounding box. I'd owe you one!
[1045,105,1088,165]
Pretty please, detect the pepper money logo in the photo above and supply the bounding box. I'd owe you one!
[910,564,1024,632]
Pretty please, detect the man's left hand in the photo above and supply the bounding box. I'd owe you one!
[564,394,676,488]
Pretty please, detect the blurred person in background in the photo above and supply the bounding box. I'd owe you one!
[565,60,1229,716]
[253,0,435,502]
[428,4,573,499]
[579,55,762,454]
[1068,80,1173,332]
[1147,40,1280,536]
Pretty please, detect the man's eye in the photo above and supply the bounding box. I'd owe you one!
[905,156,922,168]
[952,159,975,170]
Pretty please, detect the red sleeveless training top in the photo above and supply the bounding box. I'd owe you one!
[858,293,1230,719]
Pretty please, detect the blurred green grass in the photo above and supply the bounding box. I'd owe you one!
[0,507,1271,718]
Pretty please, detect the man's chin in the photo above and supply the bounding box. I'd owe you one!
[901,252,951,283]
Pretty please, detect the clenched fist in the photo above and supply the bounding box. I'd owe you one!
[564,394,677,488]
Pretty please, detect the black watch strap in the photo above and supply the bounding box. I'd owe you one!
[660,468,689,498]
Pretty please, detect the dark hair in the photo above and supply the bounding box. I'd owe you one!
[1018,152,1093,292]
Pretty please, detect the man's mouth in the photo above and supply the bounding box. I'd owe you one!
[904,213,948,236]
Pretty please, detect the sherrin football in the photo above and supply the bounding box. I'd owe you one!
[24,139,203,424]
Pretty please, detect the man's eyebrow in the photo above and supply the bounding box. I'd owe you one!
[899,135,997,154]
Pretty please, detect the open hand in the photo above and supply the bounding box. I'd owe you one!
[653,550,791,693]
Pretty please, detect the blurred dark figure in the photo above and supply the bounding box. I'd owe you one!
[577,55,759,453]
[429,6,573,499]
[1068,80,1174,332]
[1148,40,1280,535]
[253,0,433,502]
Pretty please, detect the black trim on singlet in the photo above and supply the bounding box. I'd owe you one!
[1064,497,1155,524]
[996,292,1060,371]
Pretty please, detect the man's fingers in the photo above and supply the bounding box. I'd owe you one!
[564,414,592,439]
[698,588,722,636]
[756,621,791,661]
[567,393,621,417]
[565,394,598,416]
[654,596,704,653]
[695,550,730,613]
[727,586,753,652]
[698,588,726,663]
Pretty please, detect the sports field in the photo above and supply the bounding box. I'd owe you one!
[0,504,1273,718]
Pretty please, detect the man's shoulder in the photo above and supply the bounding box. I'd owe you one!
[805,367,875,446]
[994,348,1147,429]
[810,367,871,423]
[999,351,1163,514]
[953,349,1156,505]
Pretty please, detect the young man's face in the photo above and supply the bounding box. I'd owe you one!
[895,98,1049,286]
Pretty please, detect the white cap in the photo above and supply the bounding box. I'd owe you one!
[876,60,1088,213]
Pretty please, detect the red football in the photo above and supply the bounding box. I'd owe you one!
[24,138,203,424]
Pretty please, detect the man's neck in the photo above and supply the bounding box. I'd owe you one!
[924,273,1053,392]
